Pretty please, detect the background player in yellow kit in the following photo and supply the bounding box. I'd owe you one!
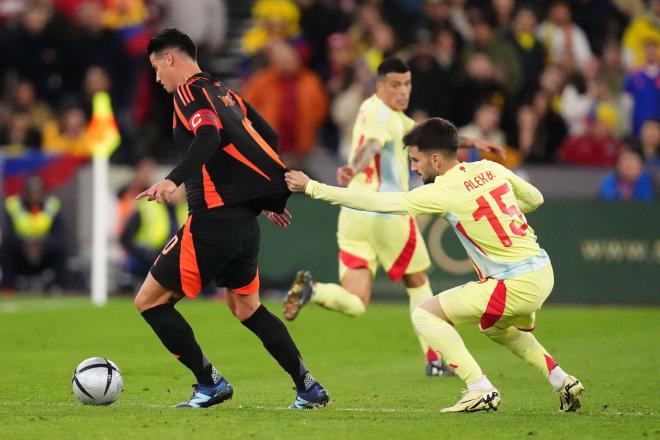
[283,58,503,376]
[285,117,584,413]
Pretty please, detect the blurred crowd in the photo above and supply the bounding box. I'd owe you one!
[1,0,659,187]
[0,0,658,292]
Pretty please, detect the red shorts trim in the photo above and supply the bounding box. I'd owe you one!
[386,217,417,281]
[339,250,369,269]
[479,280,507,330]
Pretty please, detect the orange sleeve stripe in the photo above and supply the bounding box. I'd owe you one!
[202,164,224,208]
[184,83,194,102]
[179,216,202,298]
[201,88,220,117]
[230,269,260,295]
[173,100,191,131]
[223,144,271,181]
[241,118,287,169]
[186,76,204,86]
[176,86,188,106]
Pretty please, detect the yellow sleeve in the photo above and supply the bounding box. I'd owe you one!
[399,183,447,216]
[305,180,408,214]
[495,164,544,213]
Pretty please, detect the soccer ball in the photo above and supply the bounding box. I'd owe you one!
[72,357,123,405]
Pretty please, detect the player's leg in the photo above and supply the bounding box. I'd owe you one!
[138,220,231,408]
[136,273,231,407]
[226,230,329,409]
[411,280,503,412]
[283,213,376,320]
[482,265,584,411]
[403,270,453,376]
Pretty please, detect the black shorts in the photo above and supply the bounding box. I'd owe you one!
[150,212,260,298]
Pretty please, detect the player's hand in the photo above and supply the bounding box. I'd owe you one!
[336,165,355,186]
[135,179,178,203]
[469,138,507,159]
[284,170,311,193]
[263,209,292,228]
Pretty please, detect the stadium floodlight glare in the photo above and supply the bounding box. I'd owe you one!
[89,92,121,306]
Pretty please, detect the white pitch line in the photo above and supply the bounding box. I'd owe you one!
[0,401,423,413]
[0,401,653,417]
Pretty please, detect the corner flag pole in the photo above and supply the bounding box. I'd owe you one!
[89,92,121,306]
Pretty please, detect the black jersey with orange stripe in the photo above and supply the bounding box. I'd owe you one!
[167,72,290,215]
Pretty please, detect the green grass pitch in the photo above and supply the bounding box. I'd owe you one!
[0,296,658,439]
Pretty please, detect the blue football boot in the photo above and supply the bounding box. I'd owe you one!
[289,381,330,409]
[175,377,233,408]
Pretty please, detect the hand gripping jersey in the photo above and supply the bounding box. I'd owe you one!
[168,72,290,215]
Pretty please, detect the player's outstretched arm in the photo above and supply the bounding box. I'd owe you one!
[285,170,408,214]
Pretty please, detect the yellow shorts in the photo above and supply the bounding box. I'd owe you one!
[438,263,554,331]
[336,208,431,281]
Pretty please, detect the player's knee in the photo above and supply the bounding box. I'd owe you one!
[411,306,433,329]
[403,271,427,288]
[228,295,261,321]
[481,325,510,343]
[413,298,452,324]
[134,294,152,313]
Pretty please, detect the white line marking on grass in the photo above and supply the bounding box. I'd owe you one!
[1,401,653,417]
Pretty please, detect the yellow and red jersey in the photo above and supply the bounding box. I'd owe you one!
[400,160,548,279]
[347,94,415,194]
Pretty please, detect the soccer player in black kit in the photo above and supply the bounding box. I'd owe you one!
[135,28,329,409]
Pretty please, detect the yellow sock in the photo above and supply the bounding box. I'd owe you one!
[483,326,558,379]
[406,281,433,357]
[312,283,366,316]
[412,308,483,383]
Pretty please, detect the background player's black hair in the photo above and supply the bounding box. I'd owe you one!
[147,28,197,60]
[377,57,410,78]
[403,117,459,156]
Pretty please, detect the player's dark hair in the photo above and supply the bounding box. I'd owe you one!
[147,28,197,60]
[377,57,410,78]
[403,117,458,156]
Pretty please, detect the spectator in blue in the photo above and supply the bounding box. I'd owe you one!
[600,149,655,201]
[624,39,660,136]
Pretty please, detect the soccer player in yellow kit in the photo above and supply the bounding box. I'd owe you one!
[285,117,584,413]
[283,58,503,376]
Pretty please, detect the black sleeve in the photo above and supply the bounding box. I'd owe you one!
[166,125,221,185]
[167,83,223,186]
[245,100,279,153]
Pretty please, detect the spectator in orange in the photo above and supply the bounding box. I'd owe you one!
[242,42,328,169]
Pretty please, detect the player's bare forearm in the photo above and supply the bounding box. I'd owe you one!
[349,139,381,174]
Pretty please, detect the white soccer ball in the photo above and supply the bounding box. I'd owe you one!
[72,357,123,405]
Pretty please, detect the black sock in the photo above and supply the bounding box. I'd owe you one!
[141,303,216,386]
[241,305,312,392]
